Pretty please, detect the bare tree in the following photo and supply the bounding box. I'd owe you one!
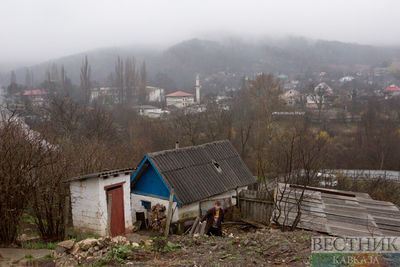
[232,85,254,159]
[80,56,91,104]
[10,70,16,85]
[115,56,124,104]
[173,110,202,146]
[138,61,147,104]
[25,68,33,89]
[0,112,52,244]
[271,123,329,231]
[125,57,136,105]
[60,65,66,92]
[248,73,282,180]
[309,83,330,122]
[50,63,59,82]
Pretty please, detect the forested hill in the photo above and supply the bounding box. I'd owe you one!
[3,37,400,88]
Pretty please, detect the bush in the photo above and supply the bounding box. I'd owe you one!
[0,114,52,245]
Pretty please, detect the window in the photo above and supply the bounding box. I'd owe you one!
[212,160,222,173]
[141,200,151,212]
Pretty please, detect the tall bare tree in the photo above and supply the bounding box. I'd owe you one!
[80,56,91,104]
[60,65,66,92]
[10,70,16,85]
[138,61,147,104]
[115,56,124,104]
[125,57,136,105]
[24,69,33,89]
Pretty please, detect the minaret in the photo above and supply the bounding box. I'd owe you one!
[195,74,200,104]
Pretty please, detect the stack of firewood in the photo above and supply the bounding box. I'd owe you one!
[148,204,167,231]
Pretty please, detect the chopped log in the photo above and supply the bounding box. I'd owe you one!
[149,204,167,231]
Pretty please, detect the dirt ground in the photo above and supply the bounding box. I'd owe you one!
[1,224,314,266]
[0,248,53,267]
[124,224,313,266]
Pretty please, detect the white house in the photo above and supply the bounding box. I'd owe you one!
[90,87,117,103]
[146,86,165,103]
[134,105,169,118]
[67,168,134,236]
[383,84,400,99]
[130,140,257,224]
[165,91,195,108]
[280,89,300,106]
[339,76,355,83]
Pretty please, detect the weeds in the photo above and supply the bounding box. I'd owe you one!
[24,242,56,250]
[151,237,181,253]
[97,245,130,265]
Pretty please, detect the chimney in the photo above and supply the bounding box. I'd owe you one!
[195,74,200,104]
[175,141,179,149]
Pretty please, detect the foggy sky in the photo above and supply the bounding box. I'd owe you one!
[1,0,399,66]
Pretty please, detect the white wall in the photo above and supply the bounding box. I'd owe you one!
[70,174,132,236]
[131,194,179,222]
[166,96,195,108]
[70,178,103,235]
[131,186,247,223]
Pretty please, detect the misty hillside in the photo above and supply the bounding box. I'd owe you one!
[3,37,400,89]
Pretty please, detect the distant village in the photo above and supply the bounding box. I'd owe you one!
[2,64,400,122]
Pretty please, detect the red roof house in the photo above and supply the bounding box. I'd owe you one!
[165,91,194,97]
[14,89,48,96]
[384,84,400,93]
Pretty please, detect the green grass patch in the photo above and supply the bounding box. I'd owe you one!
[68,230,100,242]
[24,242,56,250]
[22,215,37,225]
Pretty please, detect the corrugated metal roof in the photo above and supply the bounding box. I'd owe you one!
[66,167,135,182]
[147,140,256,205]
[275,183,400,236]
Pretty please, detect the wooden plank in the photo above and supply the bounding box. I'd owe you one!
[164,188,175,237]
[237,197,274,204]
[189,216,200,236]
[242,218,266,228]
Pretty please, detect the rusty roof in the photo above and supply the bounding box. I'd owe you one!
[146,140,257,205]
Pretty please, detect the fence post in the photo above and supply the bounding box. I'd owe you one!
[235,187,240,207]
[164,188,175,237]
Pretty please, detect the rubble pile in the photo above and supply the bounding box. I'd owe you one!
[148,204,167,231]
[53,236,138,266]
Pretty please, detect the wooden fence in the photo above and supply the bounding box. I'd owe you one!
[238,190,274,225]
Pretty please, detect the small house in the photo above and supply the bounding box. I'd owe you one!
[67,168,135,236]
[146,86,165,103]
[130,140,257,224]
[165,91,195,108]
[383,84,400,99]
[280,89,300,106]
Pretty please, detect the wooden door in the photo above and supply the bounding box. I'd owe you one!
[107,185,125,236]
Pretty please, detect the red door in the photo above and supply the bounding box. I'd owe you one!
[107,185,125,236]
